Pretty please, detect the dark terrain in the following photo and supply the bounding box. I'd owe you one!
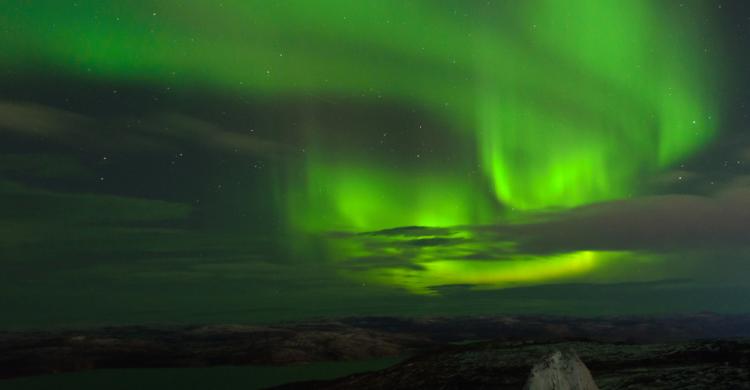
[273,339,750,389]
[2,313,750,388]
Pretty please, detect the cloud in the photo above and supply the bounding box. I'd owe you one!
[0,153,94,180]
[323,181,750,294]
[0,100,288,157]
[153,113,291,158]
[0,101,90,137]
[495,182,750,253]
[0,178,193,253]
[0,100,163,151]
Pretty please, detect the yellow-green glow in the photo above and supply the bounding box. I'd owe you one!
[371,251,602,295]
[324,229,631,294]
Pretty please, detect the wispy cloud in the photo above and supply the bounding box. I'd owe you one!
[0,100,289,157]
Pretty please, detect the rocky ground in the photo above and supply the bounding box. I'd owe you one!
[271,339,750,389]
[1,312,749,387]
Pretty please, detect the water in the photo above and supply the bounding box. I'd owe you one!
[1,358,402,390]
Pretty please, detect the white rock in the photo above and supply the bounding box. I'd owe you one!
[524,349,599,390]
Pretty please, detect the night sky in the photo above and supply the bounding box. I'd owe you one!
[2,1,750,329]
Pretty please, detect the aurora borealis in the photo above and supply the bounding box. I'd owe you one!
[1,0,750,328]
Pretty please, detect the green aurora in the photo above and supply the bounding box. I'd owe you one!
[0,1,728,306]
[2,0,719,219]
